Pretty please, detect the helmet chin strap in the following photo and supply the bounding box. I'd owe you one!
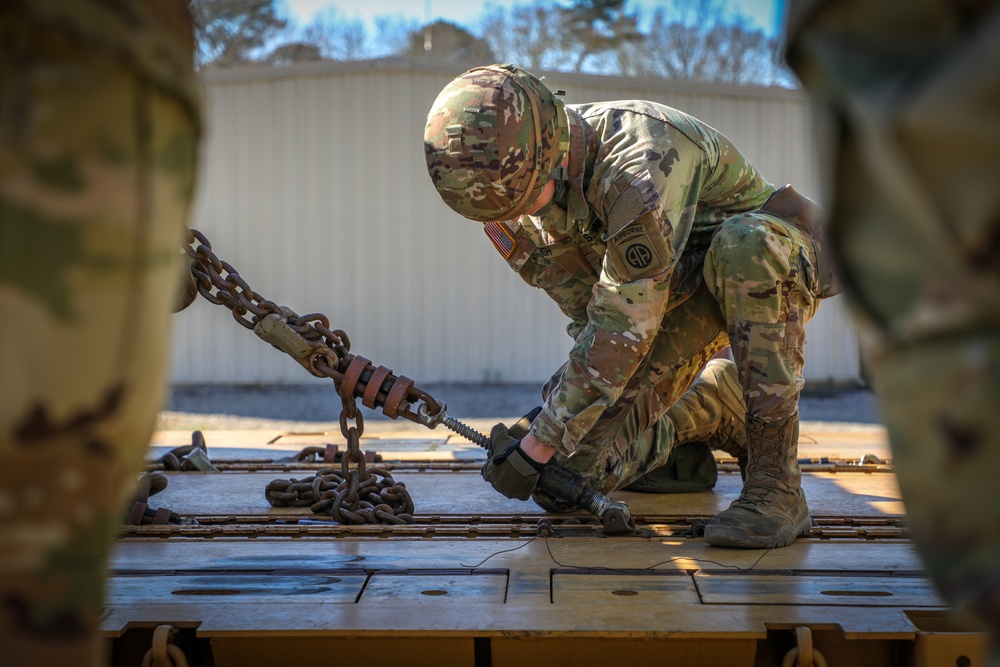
[550,98,570,182]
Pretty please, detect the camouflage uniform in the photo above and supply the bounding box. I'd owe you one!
[484,101,832,493]
[425,65,838,547]
[0,2,200,665]
[786,0,1000,657]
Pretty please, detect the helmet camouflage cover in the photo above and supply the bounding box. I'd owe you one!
[424,64,568,222]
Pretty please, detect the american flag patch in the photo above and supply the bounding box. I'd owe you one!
[484,221,517,259]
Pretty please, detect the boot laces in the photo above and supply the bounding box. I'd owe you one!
[732,418,796,510]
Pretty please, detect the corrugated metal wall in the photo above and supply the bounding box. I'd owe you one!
[172,58,859,386]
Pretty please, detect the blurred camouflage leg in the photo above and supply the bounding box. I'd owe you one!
[877,338,1000,656]
[0,3,200,665]
[702,212,822,548]
[786,0,1000,656]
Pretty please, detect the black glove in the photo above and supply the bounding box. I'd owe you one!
[481,421,548,500]
[509,405,543,440]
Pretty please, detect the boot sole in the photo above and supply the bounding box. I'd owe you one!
[703,517,812,549]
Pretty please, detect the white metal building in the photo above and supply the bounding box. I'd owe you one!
[171,57,860,386]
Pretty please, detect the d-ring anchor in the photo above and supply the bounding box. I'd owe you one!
[781,626,828,667]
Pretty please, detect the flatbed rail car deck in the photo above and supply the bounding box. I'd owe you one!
[103,428,990,667]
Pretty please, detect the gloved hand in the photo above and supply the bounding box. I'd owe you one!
[481,420,548,500]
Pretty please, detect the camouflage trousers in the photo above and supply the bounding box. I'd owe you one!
[545,213,823,494]
[787,0,1000,659]
[0,6,199,666]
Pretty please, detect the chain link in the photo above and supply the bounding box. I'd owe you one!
[181,228,445,525]
[264,466,414,524]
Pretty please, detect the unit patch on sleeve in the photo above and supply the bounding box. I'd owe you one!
[484,221,517,259]
[606,222,670,281]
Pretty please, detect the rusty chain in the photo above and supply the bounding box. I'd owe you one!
[264,465,414,524]
[180,228,446,525]
[126,473,198,526]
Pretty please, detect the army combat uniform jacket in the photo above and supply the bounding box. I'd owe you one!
[484,101,832,462]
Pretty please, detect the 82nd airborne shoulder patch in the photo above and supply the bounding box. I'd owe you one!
[606,222,668,281]
[484,221,518,259]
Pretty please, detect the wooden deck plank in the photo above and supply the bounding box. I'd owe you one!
[135,468,903,518]
[109,538,928,578]
[106,429,966,655]
[149,426,892,463]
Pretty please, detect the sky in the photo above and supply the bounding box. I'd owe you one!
[278,0,785,37]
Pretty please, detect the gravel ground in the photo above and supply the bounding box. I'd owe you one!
[158,381,885,434]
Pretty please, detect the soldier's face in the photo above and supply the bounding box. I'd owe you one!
[521,179,556,216]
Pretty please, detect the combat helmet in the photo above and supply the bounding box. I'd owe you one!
[424,64,569,222]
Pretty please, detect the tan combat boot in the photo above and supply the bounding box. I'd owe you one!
[703,413,811,548]
[667,358,748,470]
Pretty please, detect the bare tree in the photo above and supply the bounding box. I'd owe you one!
[480,1,565,72]
[189,0,792,84]
[301,8,369,61]
[630,0,787,86]
[652,0,720,81]
[265,42,324,66]
[713,20,782,85]
[191,0,286,68]
[559,0,642,73]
